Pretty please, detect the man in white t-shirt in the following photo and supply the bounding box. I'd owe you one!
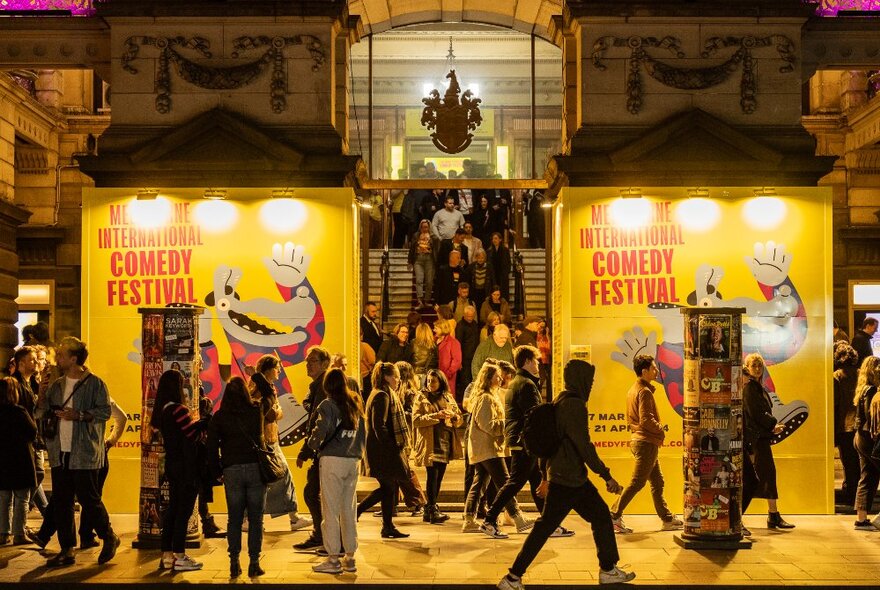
[39,336,119,567]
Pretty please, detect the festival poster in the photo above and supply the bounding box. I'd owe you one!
[560,186,833,514]
[141,360,163,444]
[163,314,195,358]
[139,488,163,536]
[143,314,164,360]
[698,406,731,454]
[684,484,701,530]
[700,488,731,533]
[699,361,732,405]
[683,360,699,408]
[82,188,358,512]
[699,315,732,361]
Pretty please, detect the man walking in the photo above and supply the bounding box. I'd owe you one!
[39,336,120,567]
[610,354,682,534]
[481,345,572,539]
[294,346,332,552]
[497,359,634,589]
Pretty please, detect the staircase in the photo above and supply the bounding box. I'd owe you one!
[365,248,548,327]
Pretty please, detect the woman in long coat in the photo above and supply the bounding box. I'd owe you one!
[741,353,794,536]
[356,362,411,538]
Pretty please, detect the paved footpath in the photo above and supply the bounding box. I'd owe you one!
[1,513,879,587]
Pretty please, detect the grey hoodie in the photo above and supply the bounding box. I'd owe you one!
[306,398,366,460]
[547,360,612,487]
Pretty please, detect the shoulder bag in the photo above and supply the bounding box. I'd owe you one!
[236,420,285,485]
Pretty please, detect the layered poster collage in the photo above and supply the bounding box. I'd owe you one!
[682,311,744,538]
[138,310,200,537]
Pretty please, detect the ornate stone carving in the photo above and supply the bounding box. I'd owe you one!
[420,70,483,154]
[591,34,795,115]
[122,34,325,114]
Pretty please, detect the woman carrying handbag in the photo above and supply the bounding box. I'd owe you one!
[250,355,312,532]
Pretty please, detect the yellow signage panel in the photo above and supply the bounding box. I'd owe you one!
[82,188,359,512]
[557,187,833,514]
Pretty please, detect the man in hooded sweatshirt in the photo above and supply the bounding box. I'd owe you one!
[497,360,636,590]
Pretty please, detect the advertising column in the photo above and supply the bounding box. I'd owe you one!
[133,306,203,548]
[677,307,749,549]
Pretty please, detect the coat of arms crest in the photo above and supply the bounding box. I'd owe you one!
[420,70,483,155]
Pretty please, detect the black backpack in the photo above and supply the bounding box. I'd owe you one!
[522,400,563,459]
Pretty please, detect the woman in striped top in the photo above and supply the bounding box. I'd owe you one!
[151,369,207,572]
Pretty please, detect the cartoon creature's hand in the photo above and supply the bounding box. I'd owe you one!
[745,241,791,287]
[264,242,311,288]
[610,326,658,369]
[127,338,142,364]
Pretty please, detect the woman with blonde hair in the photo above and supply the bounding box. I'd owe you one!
[462,363,531,536]
[741,353,792,536]
[435,318,462,400]
[479,311,501,342]
[852,355,880,529]
[411,322,438,383]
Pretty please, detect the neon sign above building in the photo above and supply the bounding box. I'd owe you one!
[0,0,95,15]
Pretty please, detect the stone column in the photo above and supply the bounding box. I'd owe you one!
[840,70,868,114]
[35,69,63,110]
[0,200,33,367]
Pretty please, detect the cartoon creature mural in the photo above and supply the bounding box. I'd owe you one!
[611,241,808,444]
[199,242,324,446]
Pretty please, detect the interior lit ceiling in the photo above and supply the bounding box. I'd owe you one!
[347,0,564,41]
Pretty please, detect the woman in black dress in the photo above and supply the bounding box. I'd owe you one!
[741,353,794,536]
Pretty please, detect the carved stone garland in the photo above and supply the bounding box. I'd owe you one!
[591,35,795,115]
[121,35,326,114]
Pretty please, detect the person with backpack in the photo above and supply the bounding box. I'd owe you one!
[497,359,635,590]
[480,346,573,539]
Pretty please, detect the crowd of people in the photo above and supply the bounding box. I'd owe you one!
[8,312,871,586]
[832,317,880,530]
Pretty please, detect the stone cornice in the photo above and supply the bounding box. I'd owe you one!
[97,0,349,18]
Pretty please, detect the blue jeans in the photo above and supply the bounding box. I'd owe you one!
[223,463,266,559]
[0,488,30,535]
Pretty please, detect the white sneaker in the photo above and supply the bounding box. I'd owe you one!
[550,526,575,538]
[159,555,175,570]
[661,516,684,531]
[871,513,880,531]
[172,554,204,572]
[599,565,636,584]
[290,515,313,531]
[312,557,343,574]
[497,574,525,590]
[612,517,632,534]
[512,512,535,533]
[462,518,481,533]
[479,521,509,539]
[342,556,357,573]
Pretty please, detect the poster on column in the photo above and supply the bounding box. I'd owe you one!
[560,187,832,514]
[82,188,358,511]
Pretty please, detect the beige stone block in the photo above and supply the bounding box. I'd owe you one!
[848,187,880,206]
[110,92,222,126]
[111,58,160,94]
[288,57,329,93]
[693,92,802,126]
[582,92,694,126]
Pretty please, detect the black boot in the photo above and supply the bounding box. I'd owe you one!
[248,559,265,577]
[422,504,434,523]
[767,512,795,529]
[203,517,226,538]
[230,555,241,578]
[430,505,450,524]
